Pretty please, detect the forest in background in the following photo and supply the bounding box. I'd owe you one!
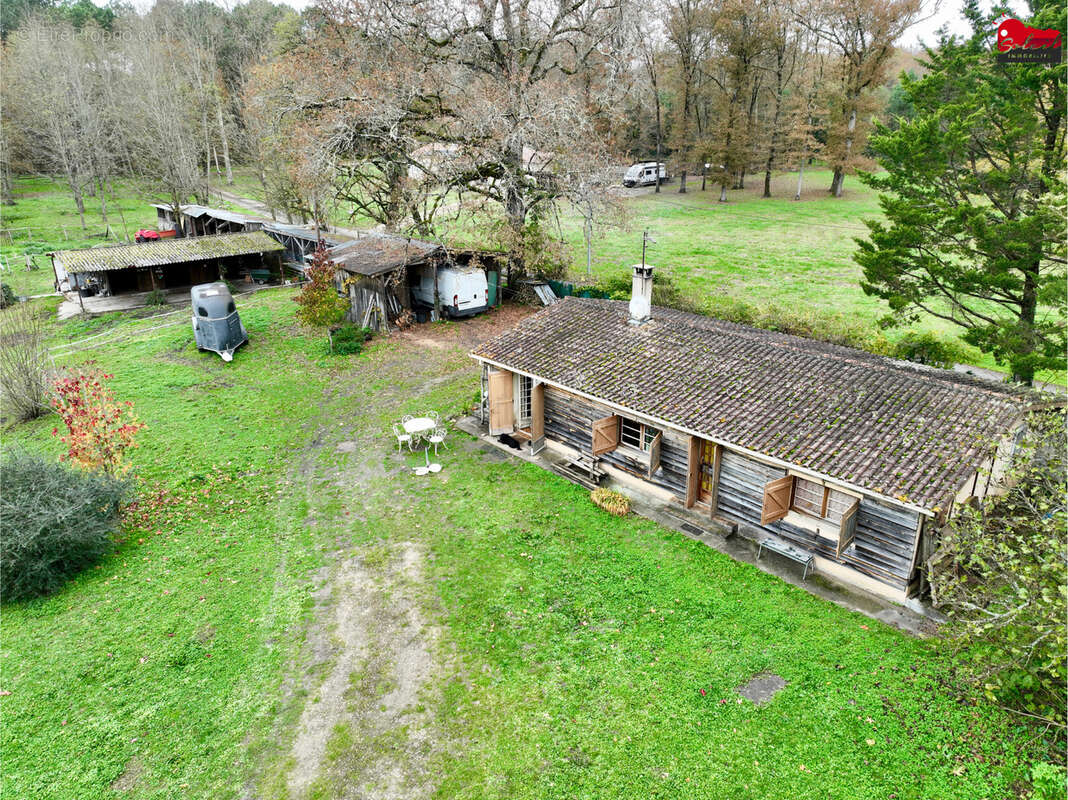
[1,0,925,242]
[1,0,1063,385]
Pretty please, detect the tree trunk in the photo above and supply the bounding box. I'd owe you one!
[202,110,211,179]
[216,102,233,186]
[504,141,527,281]
[719,183,727,203]
[653,74,662,195]
[68,178,86,230]
[678,169,687,194]
[0,161,13,206]
[98,180,109,226]
[1014,265,1039,385]
[832,106,858,197]
[794,157,805,201]
[829,165,844,196]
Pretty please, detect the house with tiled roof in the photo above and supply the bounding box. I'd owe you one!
[469,266,1054,602]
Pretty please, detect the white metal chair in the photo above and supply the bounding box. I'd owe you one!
[401,414,414,423]
[428,427,448,455]
[392,422,413,452]
[426,410,440,423]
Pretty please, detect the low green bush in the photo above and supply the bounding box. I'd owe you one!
[594,271,891,353]
[21,243,52,257]
[596,270,701,313]
[330,323,373,356]
[890,330,967,368]
[700,295,891,354]
[0,452,128,602]
[144,288,167,306]
[0,283,15,309]
[1031,762,1067,800]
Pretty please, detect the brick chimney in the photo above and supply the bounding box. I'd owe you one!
[629,263,653,325]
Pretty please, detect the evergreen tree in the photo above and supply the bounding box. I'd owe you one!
[855,0,1066,385]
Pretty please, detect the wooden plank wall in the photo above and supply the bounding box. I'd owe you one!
[715,450,918,590]
[539,386,920,592]
[543,387,689,499]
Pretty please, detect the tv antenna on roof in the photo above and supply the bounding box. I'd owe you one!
[641,229,657,269]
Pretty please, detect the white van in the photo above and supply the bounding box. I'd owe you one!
[413,265,489,318]
[623,162,668,187]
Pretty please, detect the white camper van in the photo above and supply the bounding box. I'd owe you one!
[412,265,489,318]
[622,162,668,187]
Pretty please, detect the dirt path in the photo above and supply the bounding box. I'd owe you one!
[261,310,537,799]
[286,541,438,800]
[212,188,366,240]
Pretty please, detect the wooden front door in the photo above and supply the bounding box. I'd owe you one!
[488,369,514,435]
[698,440,717,503]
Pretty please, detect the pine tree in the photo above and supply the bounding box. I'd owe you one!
[855,0,1066,385]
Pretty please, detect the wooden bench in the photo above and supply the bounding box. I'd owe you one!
[550,453,605,490]
[757,535,815,580]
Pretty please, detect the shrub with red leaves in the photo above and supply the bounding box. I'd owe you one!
[51,365,145,475]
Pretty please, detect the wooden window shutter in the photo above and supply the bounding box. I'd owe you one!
[836,499,860,559]
[707,444,722,518]
[685,436,701,508]
[530,382,545,455]
[647,431,663,479]
[761,475,794,525]
[591,415,620,456]
[487,369,514,435]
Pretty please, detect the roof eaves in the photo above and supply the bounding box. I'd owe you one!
[469,350,938,517]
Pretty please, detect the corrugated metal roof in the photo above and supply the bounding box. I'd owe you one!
[472,297,1046,510]
[151,203,255,225]
[264,221,340,244]
[53,231,284,274]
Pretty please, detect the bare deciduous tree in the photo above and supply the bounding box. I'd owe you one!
[0,303,51,423]
[797,0,925,197]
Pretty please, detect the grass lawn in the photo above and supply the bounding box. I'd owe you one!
[550,170,1065,386]
[1,287,1054,799]
[0,177,160,298]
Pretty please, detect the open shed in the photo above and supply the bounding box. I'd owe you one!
[152,203,338,273]
[51,231,285,301]
[327,234,443,331]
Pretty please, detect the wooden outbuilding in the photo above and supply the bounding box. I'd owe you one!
[327,234,442,331]
[470,266,1053,603]
[326,234,503,332]
[51,232,284,299]
[152,203,338,271]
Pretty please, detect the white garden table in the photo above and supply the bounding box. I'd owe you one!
[403,417,441,474]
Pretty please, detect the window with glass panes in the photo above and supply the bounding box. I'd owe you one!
[619,417,660,452]
[791,477,854,522]
[517,375,532,425]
